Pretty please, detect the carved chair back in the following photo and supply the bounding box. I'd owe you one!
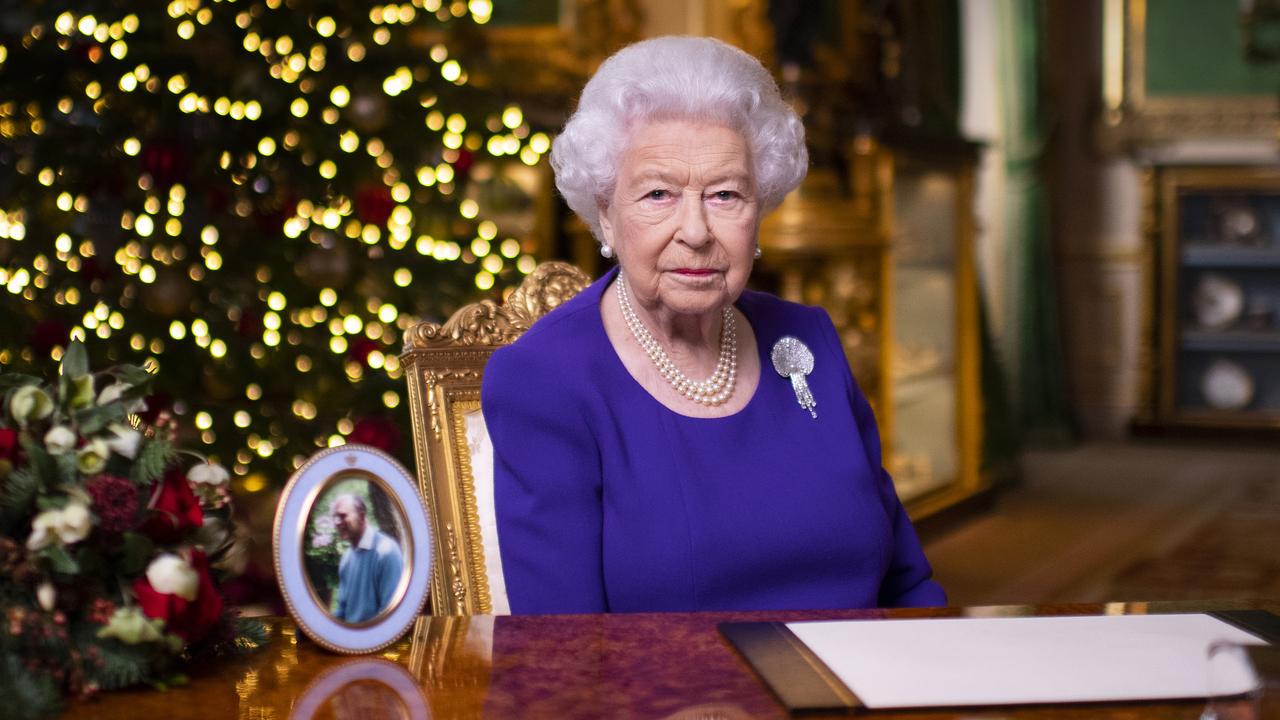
[400,262,591,615]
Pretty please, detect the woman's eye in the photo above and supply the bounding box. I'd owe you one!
[712,190,738,201]
[646,189,668,200]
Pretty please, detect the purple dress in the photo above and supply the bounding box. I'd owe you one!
[481,268,945,614]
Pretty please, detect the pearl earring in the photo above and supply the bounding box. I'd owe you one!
[753,246,762,259]
[600,244,614,259]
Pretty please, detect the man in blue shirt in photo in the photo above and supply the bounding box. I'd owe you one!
[331,493,404,623]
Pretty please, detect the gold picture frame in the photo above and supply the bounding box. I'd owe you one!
[1101,0,1280,147]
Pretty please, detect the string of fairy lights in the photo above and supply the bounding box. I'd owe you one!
[0,0,548,486]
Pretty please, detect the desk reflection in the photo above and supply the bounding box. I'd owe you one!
[291,658,428,720]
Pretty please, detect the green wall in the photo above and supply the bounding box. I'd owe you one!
[1145,0,1280,96]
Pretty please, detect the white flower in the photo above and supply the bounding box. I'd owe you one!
[97,607,165,645]
[36,581,56,612]
[77,439,109,474]
[187,462,230,487]
[26,511,58,551]
[105,424,142,460]
[145,553,199,601]
[44,425,77,454]
[9,385,53,427]
[25,500,93,550]
[57,501,92,544]
[97,382,147,414]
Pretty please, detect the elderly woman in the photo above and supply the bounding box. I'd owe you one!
[481,36,945,614]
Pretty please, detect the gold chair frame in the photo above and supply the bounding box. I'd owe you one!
[401,262,591,615]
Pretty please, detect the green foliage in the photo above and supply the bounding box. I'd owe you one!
[75,403,129,436]
[42,545,80,575]
[0,467,40,534]
[91,640,156,692]
[233,617,270,654]
[130,439,174,486]
[0,654,63,720]
[60,343,89,380]
[18,436,55,493]
[116,532,155,577]
[0,374,42,392]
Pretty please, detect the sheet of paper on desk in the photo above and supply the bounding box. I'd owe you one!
[786,613,1264,709]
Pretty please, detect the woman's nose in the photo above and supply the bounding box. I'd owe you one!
[675,192,712,247]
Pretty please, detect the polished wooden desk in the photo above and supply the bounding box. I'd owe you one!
[64,601,1276,719]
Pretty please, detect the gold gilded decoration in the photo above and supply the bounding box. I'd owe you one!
[450,400,492,615]
[444,522,467,612]
[1098,0,1280,149]
[404,262,590,349]
[401,262,590,616]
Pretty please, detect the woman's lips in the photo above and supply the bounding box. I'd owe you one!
[672,268,718,276]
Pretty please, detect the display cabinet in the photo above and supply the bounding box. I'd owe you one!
[1145,166,1280,430]
[757,138,985,519]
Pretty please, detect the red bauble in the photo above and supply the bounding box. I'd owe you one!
[77,256,112,285]
[30,319,70,356]
[236,309,263,337]
[346,338,378,365]
[355,183,394,226]
[349,416,401,454]
[140,138,191,187]
[254,189,299,234]
[136,391,172,427]
[449,150,474,186]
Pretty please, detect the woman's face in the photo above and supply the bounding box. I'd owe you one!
[599,119,760,320]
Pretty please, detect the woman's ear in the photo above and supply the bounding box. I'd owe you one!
[597,204,615,246]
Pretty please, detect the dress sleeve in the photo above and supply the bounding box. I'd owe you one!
[812,308,948,608]
[481,341,606,614]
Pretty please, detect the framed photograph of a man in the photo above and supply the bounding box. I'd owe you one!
[275,445,431,654]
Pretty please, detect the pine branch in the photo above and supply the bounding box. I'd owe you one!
[130,439,175,486]
[18,436,55,492]
[90,640,154,692]
[232,616,270,654]
[0,466,40,535]
[0,654,62,720]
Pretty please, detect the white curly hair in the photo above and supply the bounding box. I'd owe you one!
[550,36,808,242]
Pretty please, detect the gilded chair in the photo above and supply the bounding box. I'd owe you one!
[400,262,591,615]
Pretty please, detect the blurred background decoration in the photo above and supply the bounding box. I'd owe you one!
[0,0,570,496]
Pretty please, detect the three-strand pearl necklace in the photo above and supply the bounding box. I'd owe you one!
[615,274,737,406]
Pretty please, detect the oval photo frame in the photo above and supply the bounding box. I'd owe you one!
[275,444,431,654]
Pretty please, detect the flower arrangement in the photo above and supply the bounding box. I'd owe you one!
[0,343,265,719]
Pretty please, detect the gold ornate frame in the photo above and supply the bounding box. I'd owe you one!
[400,262,591,615]
[1100,0,1280,147]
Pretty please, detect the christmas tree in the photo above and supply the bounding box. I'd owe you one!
[0,0,550,487]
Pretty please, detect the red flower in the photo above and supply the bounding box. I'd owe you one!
[0,428,18,477]
[140,468,203,543]
[85,474,141,534]
[133,549,223,644]
[0,428,18,461]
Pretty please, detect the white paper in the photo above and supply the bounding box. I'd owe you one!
[786,613,1264,709]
